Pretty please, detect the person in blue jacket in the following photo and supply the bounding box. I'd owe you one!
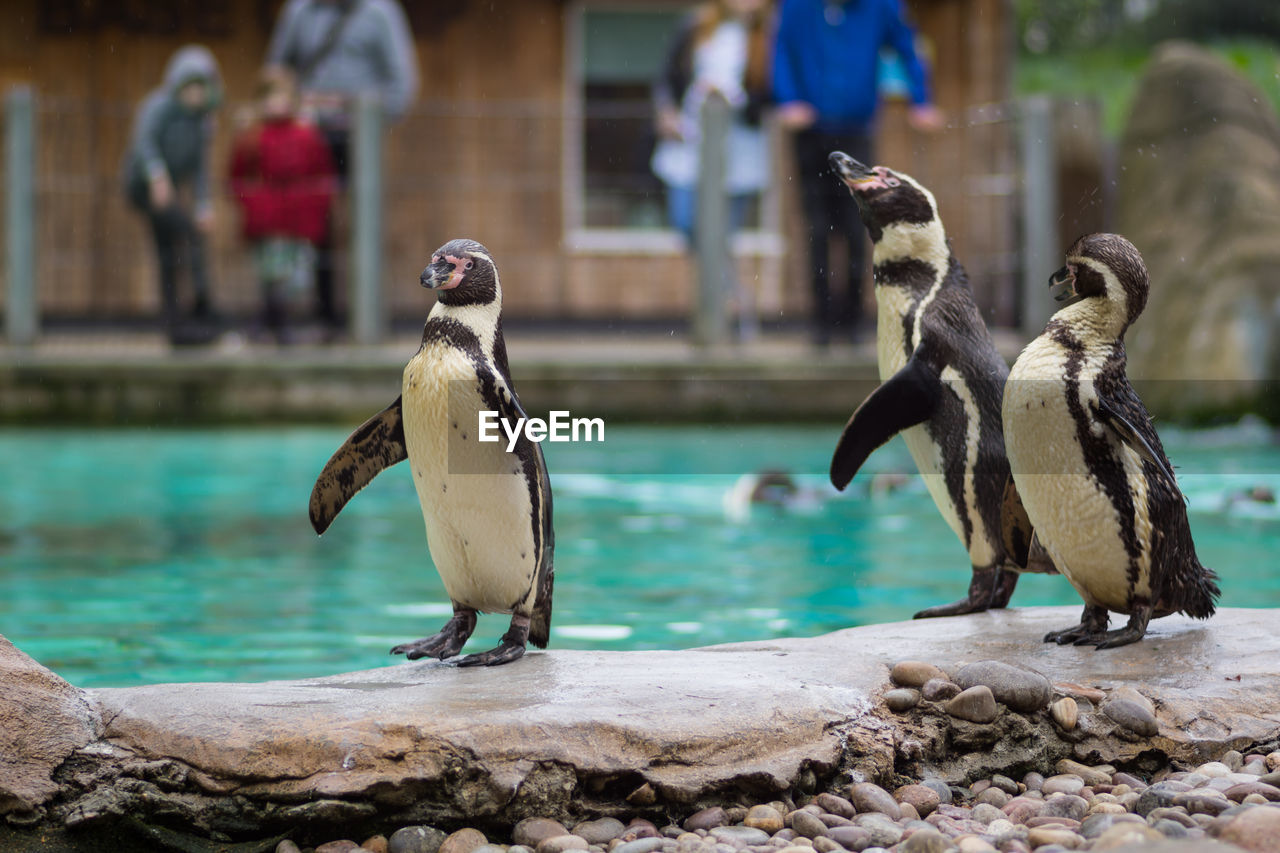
[772,0,943,347]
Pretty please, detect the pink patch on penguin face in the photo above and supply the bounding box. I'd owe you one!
[438,253,474,290]
[848,166,901,193]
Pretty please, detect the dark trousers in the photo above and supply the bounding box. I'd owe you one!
[794,128,873,344]
[146,205,211,341]
[315,127,350,329]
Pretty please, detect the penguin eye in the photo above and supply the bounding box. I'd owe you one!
[885,177,901,187]
[464,260,474,271]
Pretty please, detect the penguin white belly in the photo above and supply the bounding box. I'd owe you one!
[1004,339,1150,611]
[401,343,537,615]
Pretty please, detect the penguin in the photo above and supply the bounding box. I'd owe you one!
[1003,233,1219,647]
[826,152,1049,618]
[309,239,553,666]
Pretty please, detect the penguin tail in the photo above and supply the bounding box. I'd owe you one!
[1181,564,1221,620]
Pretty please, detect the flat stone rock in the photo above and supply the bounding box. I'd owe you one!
[0,607,1276,841]
[0,635,101,818]
[954,661,1052,713]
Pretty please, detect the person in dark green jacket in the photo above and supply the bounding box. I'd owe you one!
[123,45,222,345]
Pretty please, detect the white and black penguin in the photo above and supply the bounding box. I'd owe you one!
[827,152,1047,618]
[309,239,553,666]
[1003,233,1219,648]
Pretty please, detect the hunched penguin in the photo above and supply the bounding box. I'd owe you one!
[826,152,1046,618]
[309,239,553,666]
[1003,232,1219,648]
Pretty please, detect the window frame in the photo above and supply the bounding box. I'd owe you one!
[562,0,784,257]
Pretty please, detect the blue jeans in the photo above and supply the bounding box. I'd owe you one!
[667,186,754,248]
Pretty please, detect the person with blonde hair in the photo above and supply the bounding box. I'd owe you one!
[652,0,774,338]
[229,67,337,343]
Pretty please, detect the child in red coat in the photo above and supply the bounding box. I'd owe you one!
[230,68,335,342]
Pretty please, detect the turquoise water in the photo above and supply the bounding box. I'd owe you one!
[2,423,1278,687]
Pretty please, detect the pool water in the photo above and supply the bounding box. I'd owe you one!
[2,423,1278,687]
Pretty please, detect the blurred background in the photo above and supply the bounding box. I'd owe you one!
[2,0,1279,685]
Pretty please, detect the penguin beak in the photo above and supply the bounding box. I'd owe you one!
[1048,265,1079,304]
[829,151,893,193]
[421,255,465,290]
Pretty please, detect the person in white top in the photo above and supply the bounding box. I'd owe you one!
[652,0,774,337]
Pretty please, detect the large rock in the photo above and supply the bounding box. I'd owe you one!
[1117,41,1280,418]
[0,635,100,819]
[3,608,1280,846]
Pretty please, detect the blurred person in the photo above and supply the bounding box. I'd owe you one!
[651,0,774,340]
[122,45,222,346]
[772,0,944,348]
[229,68,337,344]
[266,0,419,339]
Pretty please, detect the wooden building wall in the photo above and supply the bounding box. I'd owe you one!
[0,0,1014,325]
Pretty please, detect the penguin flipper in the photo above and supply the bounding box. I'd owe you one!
[309,397,408,534]
[1094,397,1177,485]
[830,352,941,490]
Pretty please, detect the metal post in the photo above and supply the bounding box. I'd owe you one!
[5,86,37,347]
[350,94,385,345]
[1019,95,1057,338]
[694,91,730,348]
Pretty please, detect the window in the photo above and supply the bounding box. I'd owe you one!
[564,1,782,254]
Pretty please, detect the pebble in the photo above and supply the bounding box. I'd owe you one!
[1055,760,1109,787]
[1174,789,1232,815]
[814,793,856,819]
[1049,697,1078,732]
[535,835,589,853]
[787,811,828,840]
[894,784,941,818]
[918,779,952,805]
[743,806,785,834]
[822,826,868,850]
[710,826,772,847]
[316,843,362,853]
[574,820,627,845]
[848,782,902,820]
[684,808,729,832]
[1136,781,1194,816]
[890,660,950,688]
[363,837,389,853]
[1219,804,1280,851]
[1227,781,1280,802]
[278,843,303,853]
[1101,688,1158,736]
[1091,822,1164,848]
[991,775,1019,796]
[1052,682,1105,704]
[884,688,921,713]
[1025,826,1082,848]
[920,678,961,702]
[439,829,488,853]
[1041,774,1085,797]
[516,820,570,848]
[898,827,950,853]
[389,827,447,853]
[1040,795,1088,821]
[945,685,998,723]
[953,660,1052,713]
[613,839,665,853]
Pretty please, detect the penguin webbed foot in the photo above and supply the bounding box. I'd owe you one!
[1090,609,1151,649]
[391,609,477,661]
[913,566,1018,619]
[452,617,529,667]
[1044,605,1110,645]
